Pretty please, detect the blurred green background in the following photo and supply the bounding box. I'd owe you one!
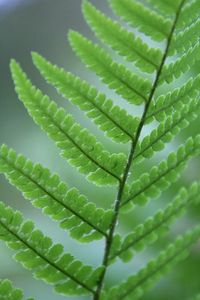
[1,1,200,299]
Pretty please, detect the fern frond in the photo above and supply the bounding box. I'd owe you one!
[177,0,200,29]
[160,42,200,84]
[122,135,200,207]
[134,100,200,163]
[0,201,103,296]
[82,1,162,73]
[110,182,200,262]
[145,0,181,16]
[10,60,126,186]
[170,19,200,56]
[0,144,112,242]
[0,279,24,300]
[110,0,172,41]
[32,52,139,143]
[106,226,200,300]
[68,31,152,105]
[147,75,200,123]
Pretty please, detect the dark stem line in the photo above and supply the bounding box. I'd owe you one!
[92,1,185,298]
[0,220,95,294]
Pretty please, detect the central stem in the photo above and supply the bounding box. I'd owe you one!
[93,2,185,299]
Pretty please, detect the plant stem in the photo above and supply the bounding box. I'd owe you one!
[93,1,185,299]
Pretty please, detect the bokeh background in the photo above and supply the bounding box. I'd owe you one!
[1,1,200,299]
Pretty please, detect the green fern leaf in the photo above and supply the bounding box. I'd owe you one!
[147,75,200,123]
[110,0,172,41]
[177,0,200,29]
[10,60,126,186]
[134,100,200,163]
[160,43,200,84]
[0,144,112,242]
[122,135,200,207]
[105,226,200,300]
[145,0,181,16]
[82,1,162,73]
[0,201,103,296]
[170,19,200,56]
[68,31,152,105]
[32,52,139,143]
[0,279,24,300]
[110,182,200,262]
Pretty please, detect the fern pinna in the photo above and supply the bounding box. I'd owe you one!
[1,0,200,299]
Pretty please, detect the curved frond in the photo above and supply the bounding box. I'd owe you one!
[0,144,112,242]
[147,75,200,123]
[0,279,24,300]
[134,100,200,163]
[110,0,172,41]
[122,135,200,207]
[10,60,126,186]
[82,1,162,73]
[106,226,200,300]
[68,31,152,105]
[32,52,139,144]
[0,202,103,296]
[110,182,200,262]
[160,42,200,84]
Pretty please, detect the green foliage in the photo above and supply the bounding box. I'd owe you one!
[1,0,200,299]
[10,60,126,186]
[111,183,200,262]
[0,201,102,296]
[147,75,200,123]
[190,293,200,300]
[82,1,162,73]
[135,101,200,163]
[0,279,24,300]
[124,136,200,207]
[170,19,200,55]
[106,226,200,300]
[32,52,139,143]
[160,43,200,84]
[68,31,151,105]
[146,0,181,15]
[0,144,112,242]
[110,0,172,41]
[177,0,200,29]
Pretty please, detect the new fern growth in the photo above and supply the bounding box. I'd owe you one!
[1,0,200,299]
